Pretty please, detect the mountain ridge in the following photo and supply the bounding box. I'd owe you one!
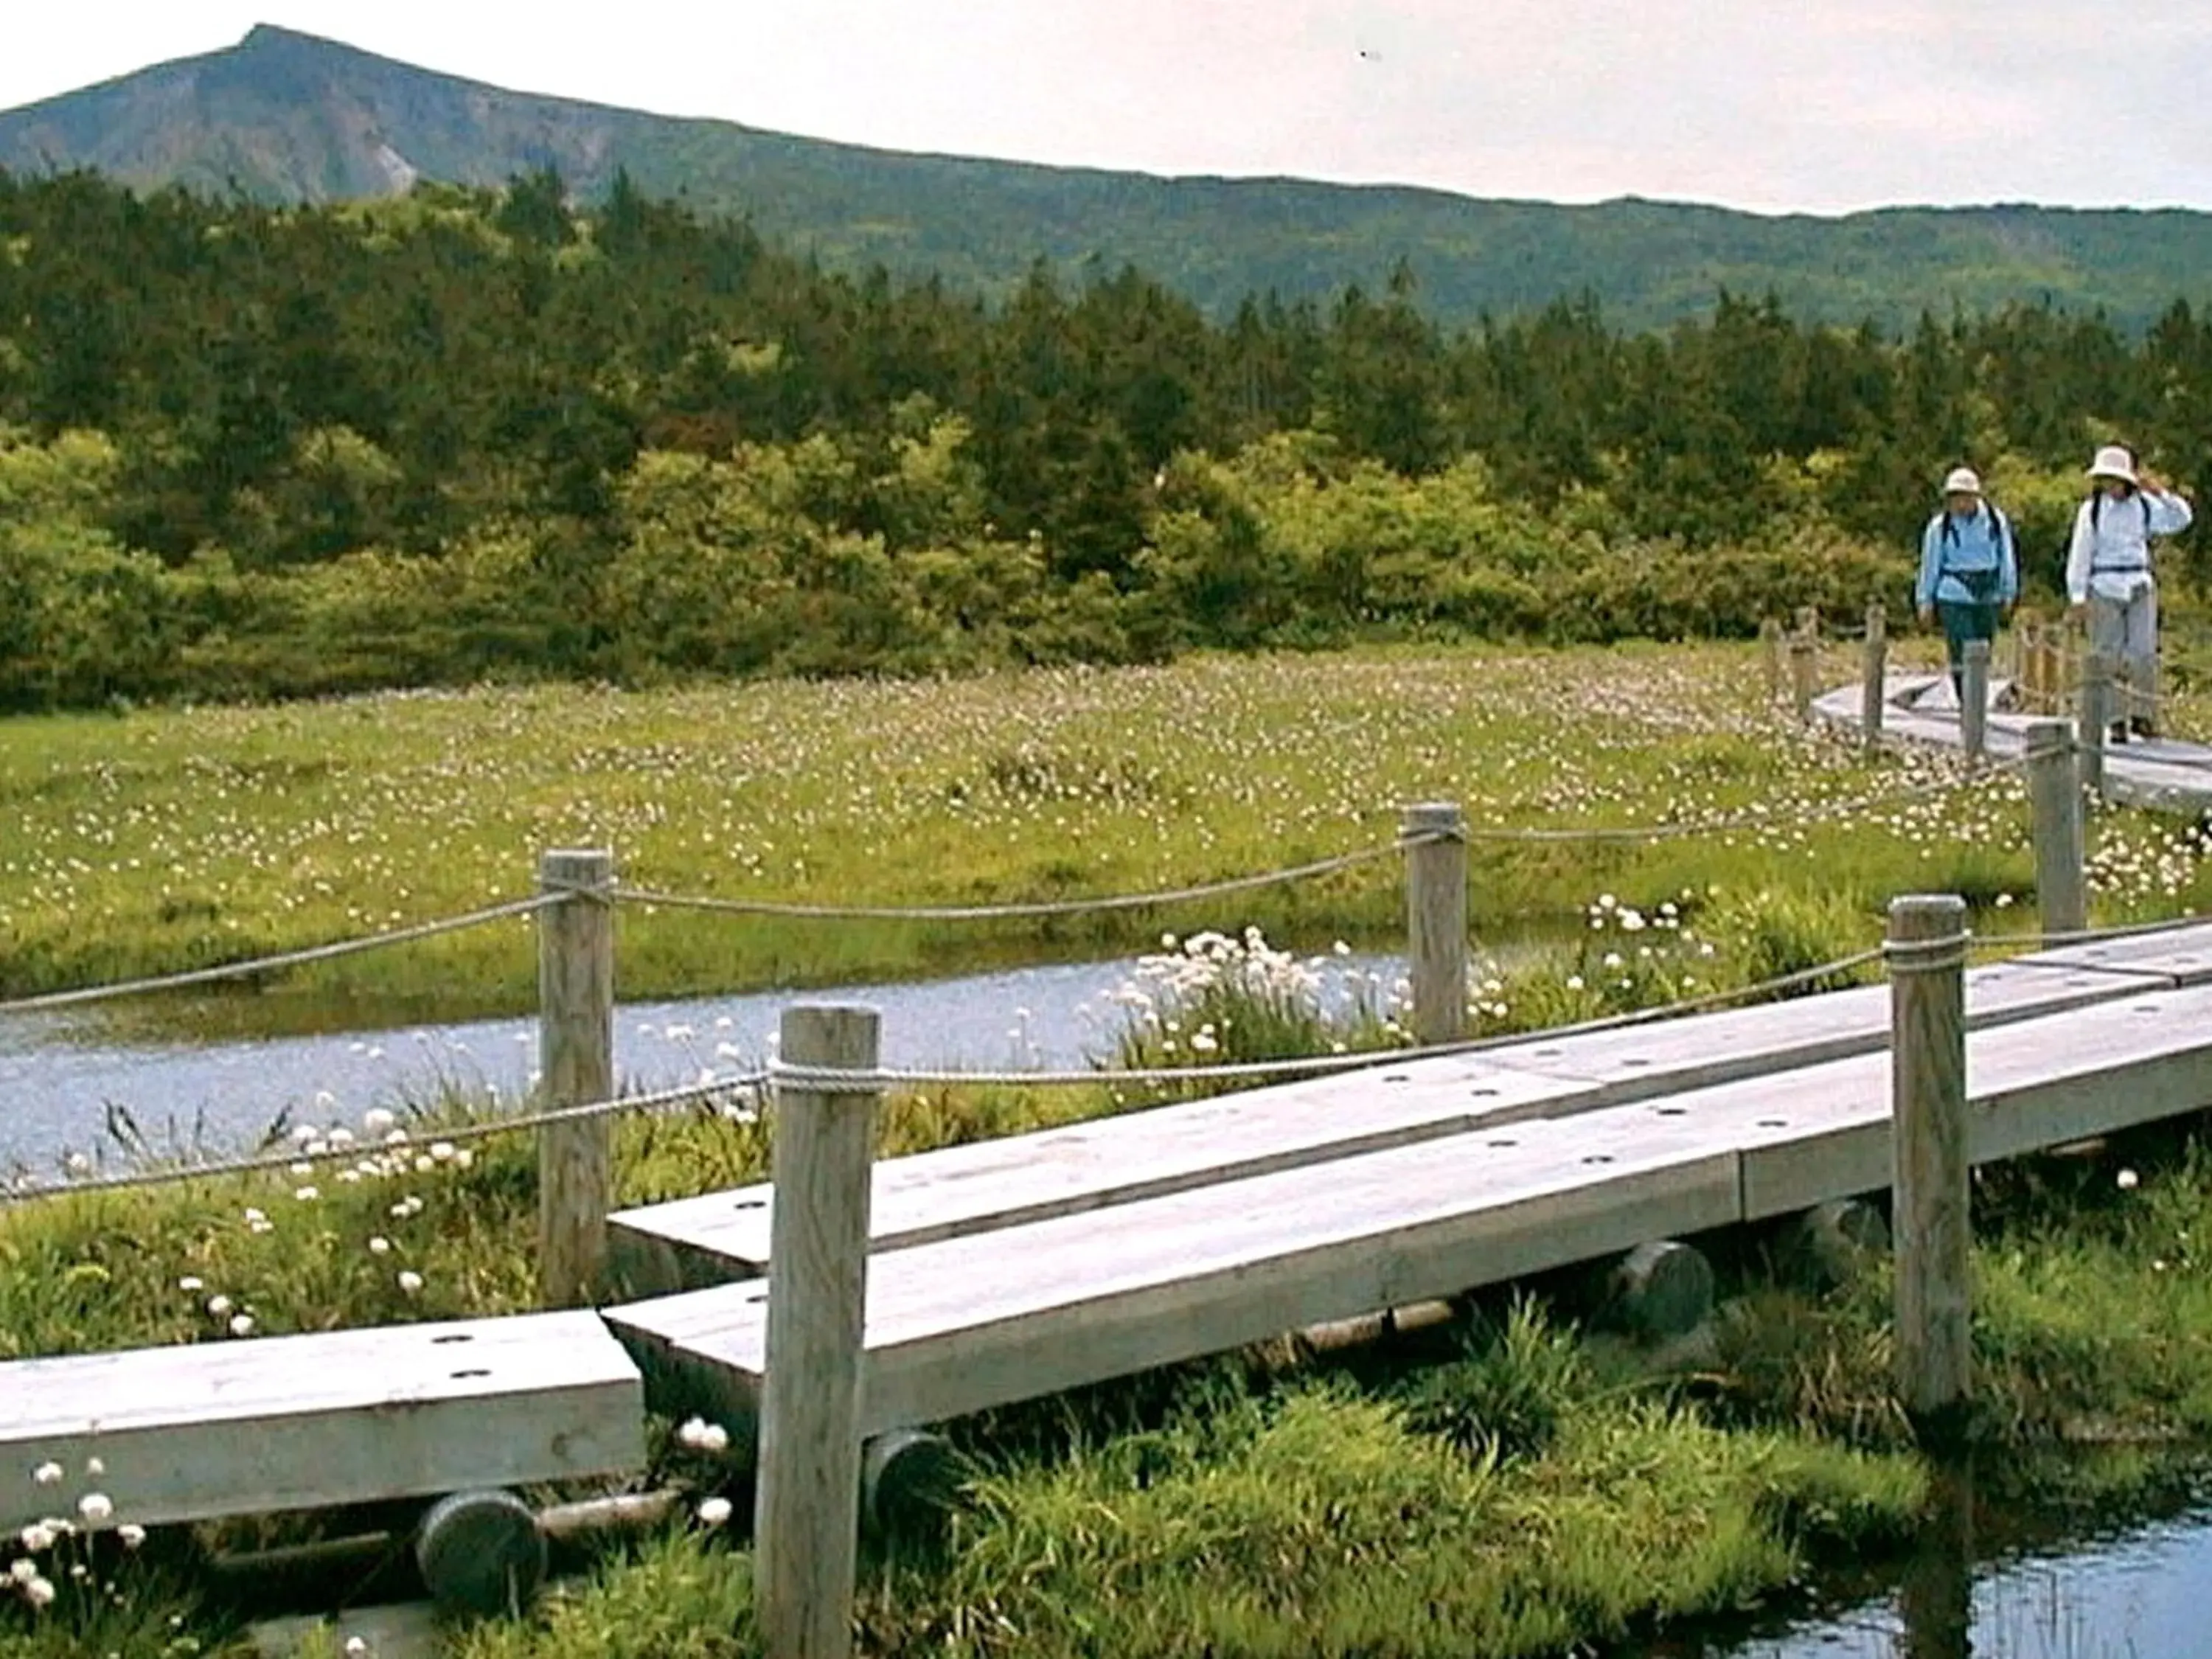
[7,24,2212,332]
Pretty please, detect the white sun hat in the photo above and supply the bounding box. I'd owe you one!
[2087,444,2138,484]
[1941,466,1982,496]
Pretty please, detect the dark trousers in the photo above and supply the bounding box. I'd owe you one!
[1937,599,1998,699]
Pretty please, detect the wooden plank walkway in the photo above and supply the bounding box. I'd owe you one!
[1813,672,2212,815]
[605,978,2212,1439]
[607,931,2212,1291]
[0,1312,644,1533]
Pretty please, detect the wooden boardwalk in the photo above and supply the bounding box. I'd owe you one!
[608,947,2199,1293]
[1814,671,2212,815]
[0,1310,644,1533]
[10,919,2212,1635]
[608,925,2212,1439]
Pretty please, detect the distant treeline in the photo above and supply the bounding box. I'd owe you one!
[0,166,2205,709]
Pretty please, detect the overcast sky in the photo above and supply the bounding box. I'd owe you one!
[6,2,2211,215]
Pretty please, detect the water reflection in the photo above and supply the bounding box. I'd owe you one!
[0,950,1404,1174]
[1897,1462,1972,1659]
[1688,1457,2212,1659]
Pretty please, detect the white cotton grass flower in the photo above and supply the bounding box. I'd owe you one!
[21,1573,54,1608]
[344,1638,369,1658]
[363,1108,397,1136]
[368,1236,392,1255]
[677,1417,731,1454]
[205,1295,232,1318]
[117,1523,145,1548]
[2118,1169,2140,1191]
[229,1314,256,1338]
[397,1270,424,1295]
[75,1493,111,1525]
[30,1463,60,1487]
[177,1276,203,1293]
[695,1496,734,1527]
[83,1458,102,1478]
[18,1522,56,1552]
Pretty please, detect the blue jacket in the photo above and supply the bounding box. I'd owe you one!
[1916,504,2017,609]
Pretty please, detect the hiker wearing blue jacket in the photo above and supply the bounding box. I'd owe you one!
[1915,465,2017,701]
[2065,443,2193,742]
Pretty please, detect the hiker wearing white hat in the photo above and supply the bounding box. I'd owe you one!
[1914,464,2017,701]
[2065,443,2192,740]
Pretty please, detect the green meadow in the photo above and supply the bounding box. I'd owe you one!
[4,635,2208,1040]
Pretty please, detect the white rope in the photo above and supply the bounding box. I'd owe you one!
[614,771,2014,931]
[1967,909,2210,955]
[766,945,1891,1093]
[1881,931,1971,973]
[0,1071,771,1204]
[613,838,1425,922]
[0,894,572,1018]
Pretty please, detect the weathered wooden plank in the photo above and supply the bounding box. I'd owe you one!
[610,983,2212,1440]
[608,1058,1579,1290]
[1736,982,2212,1217]
[0,1312,644,1533]
[2017,921,2212,987]
[606,956,2161,1290]
[1484,956,2158,1089]
[606,1119,1745,1439]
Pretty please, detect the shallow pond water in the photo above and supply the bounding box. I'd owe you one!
[1635,1464,2212,1659]
[0,949,1405,1175]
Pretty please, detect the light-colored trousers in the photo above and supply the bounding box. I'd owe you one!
[2087,582,2158,727]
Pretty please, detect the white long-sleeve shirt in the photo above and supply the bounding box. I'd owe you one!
[2066,488,2193,605]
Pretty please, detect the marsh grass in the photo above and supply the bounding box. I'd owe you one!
[6,639,2207,1039]
[6,638,2212,1653]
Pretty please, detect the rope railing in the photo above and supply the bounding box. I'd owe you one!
[1,940,1902,1203]
[614,768,2023,929]
[0,701,2119,1026]
[0,1068,773,1204]
[613,835,1428,922]
[9,900,2211,1204]
[1966,908,2211,956]
[0,894,570,1018]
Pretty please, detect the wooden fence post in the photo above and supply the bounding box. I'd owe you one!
[1860,599,1887,754]
[2025,720,2087,939]
[757,1004,879,1659]
[1760,617,1784,705]
[1960,639,1990,763]
[1402,802,1467,1047]
[538,848,615,1309]
[1888,894,1971,1436]
[2078,650,2114,800]
[1789,631,1818,726]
